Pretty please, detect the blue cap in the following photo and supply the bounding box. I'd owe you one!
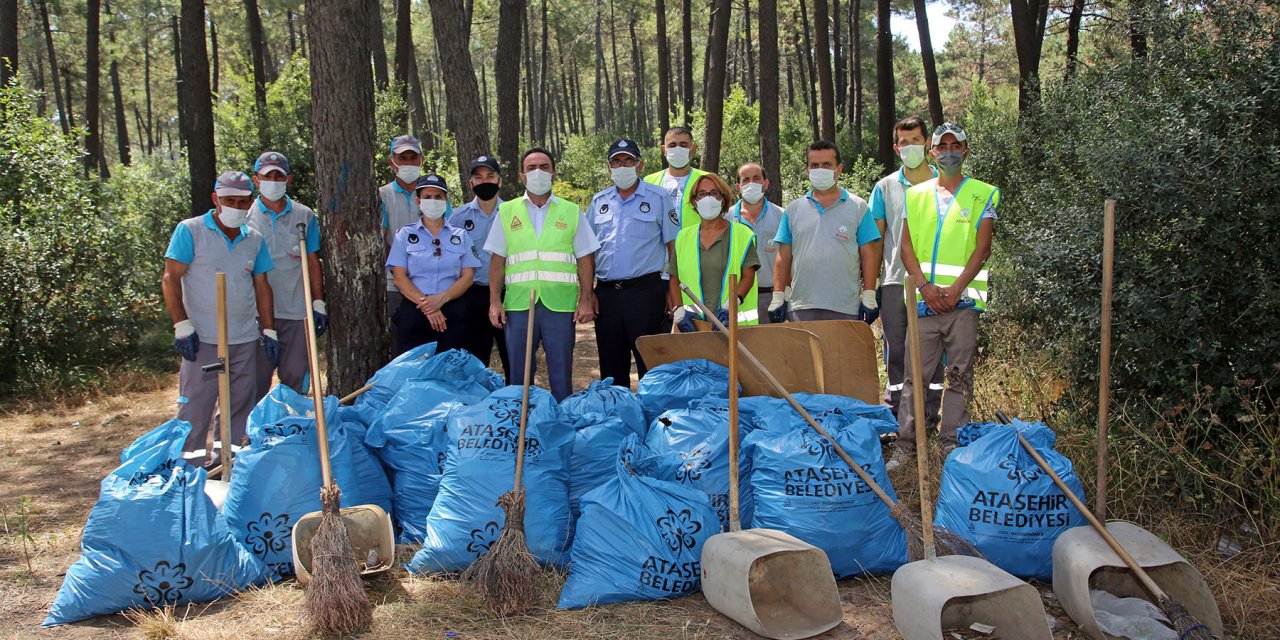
[469,154,501,175]
[415,174,449,195]
[608,138,640,159]
[390,135,422,156]
[253,151,290,176]
[214,171,254,197]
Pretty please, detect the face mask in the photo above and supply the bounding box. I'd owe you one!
[472,181,500,201]
[610,165,638,189]
[695,196,723,220]
[739,182,764,204]
[218,206,249,227]
[808,168,837,191]
[934,151,966,174]
[523,169,553,196]
[665,146,691,169]
[394,163,422,183]
[258,180,288,201]
[899,144,926,169]
[419,199,447,220]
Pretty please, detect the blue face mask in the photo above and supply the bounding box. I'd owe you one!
[934,151,965,174]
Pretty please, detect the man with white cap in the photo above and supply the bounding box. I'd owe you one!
[247,151,327,400]
[380,134,425,323]
[588,138,679,386]
[643,126,711,229]
[731,162,784,324]
[162,170,277,467]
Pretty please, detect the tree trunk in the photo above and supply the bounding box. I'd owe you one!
[785,51,793,106]
[245,0,270,146]
[655,0,671,135]
[394,0,411,109]
[832,0,843,113]
[757,0,781,204]
[1064,0,1084,80]
[306,0,387,394]
[428,0,491,191]
[851,0,862,153]
[875,0,893,172]
[701,0,730,172]
[85,0,104,175]
[608,0,623,124]
[913,0,943,127]
[1009,0,1048,112]
[408,53,429,136]
[32,40,46,116]
[181,0,215,213]
[143,24,155,153]
[0,0,15,87]
[495,0,523,195]
[522,5,537,139]
[171,14,185,148]
[812,0,836,140]
[110,61,131,165]
[798,1,819,140]
[1129,0,1147,59]
[538,0,550,142]
[209,19,219,95]
[288,10,297,55]
[592,4,605,129]
[39,0,67,134]
[63,69,76,129]
[630,17,646,135]
[744,0,756,102]
[680,0,692,123]
[369,0,389,90]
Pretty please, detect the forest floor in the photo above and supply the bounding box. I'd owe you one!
[0,324,1263,639]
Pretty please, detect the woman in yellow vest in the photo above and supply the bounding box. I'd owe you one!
[668,173,761,330]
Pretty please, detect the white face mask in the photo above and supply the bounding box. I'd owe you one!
[610,165,638,189]
[665,146,691,169]
[899,144,926,169]
[258,180,288,201]
[808,168,837,191]
[739,182,764,204]
[523,169,553,196]
[394,163,422,183]
[419,199,447,220]
[695,196,723,220]
[218,206,249,228]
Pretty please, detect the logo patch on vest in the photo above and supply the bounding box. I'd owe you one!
[450,235,462,245]
[510,216,523,230]
[554,219,569,230]
[956,208,972,222]
[835,225,850,241]
[407,233,420,244]
[464,219,474,230]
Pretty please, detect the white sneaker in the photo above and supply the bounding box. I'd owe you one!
[885,449,912,472]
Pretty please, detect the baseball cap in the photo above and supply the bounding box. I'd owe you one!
[469,154,501,175]
[415,174,449,195]
[931,122,968,146]
[214,171,254,197]
[253,151,290,176]
[390,135,422,156]
[608,139,640,159]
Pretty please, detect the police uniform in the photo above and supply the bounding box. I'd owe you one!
[386,219,481,356]
[451,195,509,376]
[774,189,881,320]
[730,199,783,324]
[588,178,679,385]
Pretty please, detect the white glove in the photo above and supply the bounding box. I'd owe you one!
[768,286,791,312]
[262,328,279,341]
[174,319,196,339]
[861,289,878,310]
[312,299,327,315]
[672,306,688,324]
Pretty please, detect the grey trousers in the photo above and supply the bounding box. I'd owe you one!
[895,309,979,452]
[757,290,774,324]
[255,318,310,401]
[788,307,857,322]
[177,340,259,467]
[880,284,944,428]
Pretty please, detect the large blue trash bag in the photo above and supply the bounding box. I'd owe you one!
[637,359,733,423]
[45,420,271,626]
[561,378,648,436]
[415,348,505,395]
[751,393,898,436]
[744,412,908,577]
[558,435,720,609]
[645,400,753,532]
[406,386,575,573]
[568,412,644,518]
[934,419,1086,580]
[345,342,439,429]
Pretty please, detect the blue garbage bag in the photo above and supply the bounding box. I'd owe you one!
[637,359,733,423]
[745,412,907,576]
[955,419,1056,449]
[345,342,439,428]
[558,435,719,609]
[645,400,753,532]
[561,378,647,436]
[568,413,644,518]
[751,393,898,437]
[406,386,574,573]
[934,420,1086,580]
[45,420,271,626]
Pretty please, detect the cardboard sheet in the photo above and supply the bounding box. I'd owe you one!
[637,326,825,396]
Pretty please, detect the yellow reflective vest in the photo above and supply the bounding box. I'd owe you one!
[499,198,580,312]
[675,221,759,325]
[644,167,712,229]
[904,177,999,311]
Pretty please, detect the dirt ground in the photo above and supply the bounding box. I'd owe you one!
[0,324,1140,639]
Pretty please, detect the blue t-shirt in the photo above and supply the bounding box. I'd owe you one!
[774,190,881,246]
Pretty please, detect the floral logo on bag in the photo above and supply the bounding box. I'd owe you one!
[490,399,523,426]
[133,561,194,606]
[656,509,703,552]
[800,430,834,459]
[676,447,711,483]
[436,450,448,473]
[467,521,501,555]
[128,459,178,487]
[998,453,1041,485]
[262,422,305,438]
[244,512,292,556]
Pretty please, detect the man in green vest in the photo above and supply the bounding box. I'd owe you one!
[485,147,601,401]
[643,126,712,229]
[887,122,998,471]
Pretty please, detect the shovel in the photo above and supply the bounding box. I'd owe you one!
[200,272,233,509]
[700,276,843,640]
[891,276,1051,640]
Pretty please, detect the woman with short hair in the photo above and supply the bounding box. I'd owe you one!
[668,173,761,330]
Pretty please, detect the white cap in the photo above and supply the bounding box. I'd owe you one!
[932,122,968,146]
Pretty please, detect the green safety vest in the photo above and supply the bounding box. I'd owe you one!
[499,197,581,312]
[904,177,999,311]
[644,167,711,229]
[675,221,759,325]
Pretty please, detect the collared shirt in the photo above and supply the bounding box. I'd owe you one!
[483,194,602,259]
[661,171,694,210]
[386,220,482,295]
[379,180,419,291]
[774,189,881,316]
[730,200,783,288]
[672,226,761,311]
[165,211,273,345]
[246,196,320,320]
[587,181,679,280]
[870,166,937,286]
[450,196,503,285]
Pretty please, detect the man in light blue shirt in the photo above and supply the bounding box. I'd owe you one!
[450,155,509,377]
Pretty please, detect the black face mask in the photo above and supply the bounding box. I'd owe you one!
[472,182,500,201]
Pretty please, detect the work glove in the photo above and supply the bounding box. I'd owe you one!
[711,307,732,331]
[674,305,699,333]
[858,289,880,325]
[312,299,329,336]
[173,320,199,362]
[767,286,791,323]
[262,329,281,366]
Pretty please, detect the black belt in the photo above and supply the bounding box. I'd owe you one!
[597,272,663,290]
[758,286,773,293]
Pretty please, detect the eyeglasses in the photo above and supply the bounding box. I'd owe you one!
[432,238,441,257]
[608,156,639,168]
[694,190,724,200]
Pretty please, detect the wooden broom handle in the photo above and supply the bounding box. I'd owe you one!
[298,225,334,489]
[1096,199,1116,520]
[726,275,741,533]
[904,276,935,559]
[512,289,537,490]
[215,272,234,477]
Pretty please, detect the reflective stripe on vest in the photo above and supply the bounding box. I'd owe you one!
[905,178,999,311]
[675,221,760,326]
[500,198,580,312]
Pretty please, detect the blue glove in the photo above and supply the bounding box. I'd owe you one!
[858,290,879,325]
[173,320,199,361]
[715,307,731,329]
[677,314,698,333]
[312,300,329,337]
[858,304,880,325]
[262,329,281,366]
[768,301,789,323]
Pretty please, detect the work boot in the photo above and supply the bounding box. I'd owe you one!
[885,448,912,472]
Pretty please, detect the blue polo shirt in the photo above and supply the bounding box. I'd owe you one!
[449,197,503,285]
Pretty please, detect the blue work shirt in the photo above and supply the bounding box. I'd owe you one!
[587,181,679,281]
[385,220,482,296]
[449,197,503,286]
[775,189,881,246]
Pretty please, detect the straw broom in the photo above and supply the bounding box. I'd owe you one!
[679,283,979,560]
[461,290,541,615]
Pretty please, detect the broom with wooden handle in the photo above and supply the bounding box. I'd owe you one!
[462,289,541,615]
